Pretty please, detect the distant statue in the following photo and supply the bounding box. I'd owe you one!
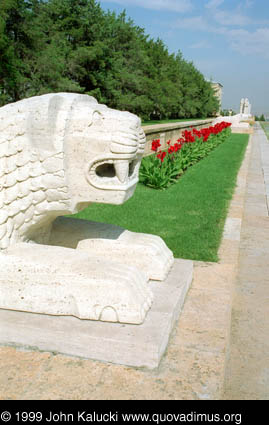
[240,98,252,116]
[240,98,245,114]
[244,98,250,115]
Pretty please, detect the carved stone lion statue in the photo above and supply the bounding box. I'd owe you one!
[0,93,173,324]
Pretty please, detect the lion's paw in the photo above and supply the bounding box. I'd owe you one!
[120,231,174,281]
[77,229,174,281]
[1,243,153,325]
[81,262,154,324]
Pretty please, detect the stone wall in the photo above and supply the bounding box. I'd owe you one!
[142,119,215,156]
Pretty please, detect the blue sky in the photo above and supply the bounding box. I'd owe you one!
[99,0,269,116]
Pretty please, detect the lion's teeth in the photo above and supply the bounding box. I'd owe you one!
[115,161,129,183]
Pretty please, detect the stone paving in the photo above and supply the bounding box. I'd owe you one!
[0,123,268,400]
[223,123,269,400]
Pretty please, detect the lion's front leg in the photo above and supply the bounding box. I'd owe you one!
[0,242,153,324]
[50,216,174,281]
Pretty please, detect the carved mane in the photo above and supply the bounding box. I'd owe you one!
[0,93,98,248]
[0,93,145,249]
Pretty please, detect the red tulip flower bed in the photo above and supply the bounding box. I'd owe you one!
[140,121,231,189]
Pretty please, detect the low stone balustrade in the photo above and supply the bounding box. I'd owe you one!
[142,119,215,156]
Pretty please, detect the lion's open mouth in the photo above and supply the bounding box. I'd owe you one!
[87,127,145,191]
[96,160,137,181]
[88,158,140,190]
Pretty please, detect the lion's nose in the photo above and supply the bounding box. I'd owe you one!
[110,143,138,155]
[110,131,139,155]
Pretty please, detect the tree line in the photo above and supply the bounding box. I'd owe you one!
[0,0,219,120]
[255,114,266,121]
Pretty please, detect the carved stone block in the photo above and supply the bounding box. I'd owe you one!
[0,93,174,324]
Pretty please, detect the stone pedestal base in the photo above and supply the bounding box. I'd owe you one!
[0,218,174,325]
[0,259,193,369]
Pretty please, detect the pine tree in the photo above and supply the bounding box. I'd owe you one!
[0,0,219,119]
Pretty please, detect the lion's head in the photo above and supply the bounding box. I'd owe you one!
[0,93,146,249]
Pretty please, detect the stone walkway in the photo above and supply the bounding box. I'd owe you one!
[223,123,269,400]
[0,124,268,400]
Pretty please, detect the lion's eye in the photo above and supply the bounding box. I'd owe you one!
[92,111,102,124]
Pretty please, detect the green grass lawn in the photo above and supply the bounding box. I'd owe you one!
[260,121,269,140]
[73,133,249,262]
[142,118,208,126]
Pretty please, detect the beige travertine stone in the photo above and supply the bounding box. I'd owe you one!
[240,98,244,114]
[239,98,252,116]
[0,259,193,369]
[213,113,251,131]
[0,93,174,324]
[143,119,214,155]
[50,217,173,281]
[2,125,263,400]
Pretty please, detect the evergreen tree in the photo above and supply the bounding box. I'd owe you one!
[0,0,219,119]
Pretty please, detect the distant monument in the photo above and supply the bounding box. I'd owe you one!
[240,98,244,114]
[240,98,252,116]
[214,97,253,131]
